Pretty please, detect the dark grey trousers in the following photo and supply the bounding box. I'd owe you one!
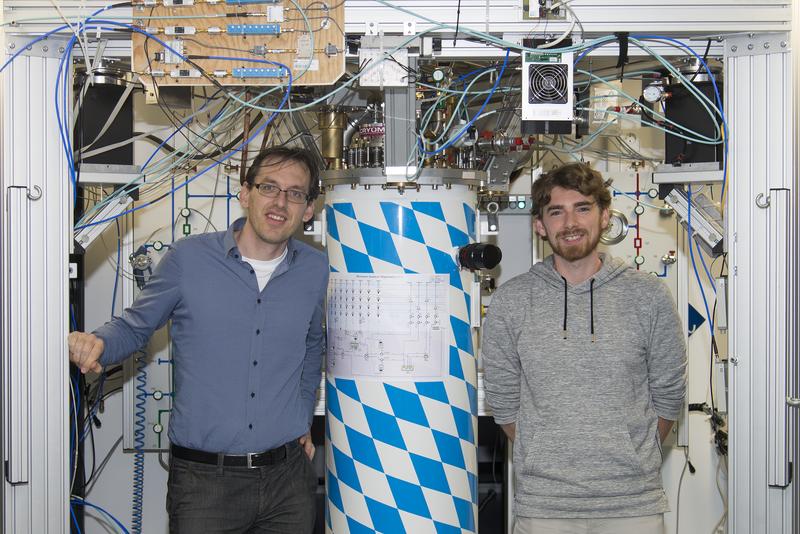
[166,441,317,534]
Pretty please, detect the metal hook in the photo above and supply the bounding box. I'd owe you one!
[755,193,770,209]
[26,185,42,201]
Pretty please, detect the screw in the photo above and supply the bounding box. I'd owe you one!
[747,44,754,50]
[748,32,755,38]
[730,357,739,365]
[42,46,48,52]
[731,45,737,52]
[58,47,65,53]
[8,43,15,50]
[781,41,787,48]
[764,42,770,49]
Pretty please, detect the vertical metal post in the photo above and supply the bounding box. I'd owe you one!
[726,31,794,533]
[1,36,72,533]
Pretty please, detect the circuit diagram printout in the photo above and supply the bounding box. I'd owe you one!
[326,273,450,380]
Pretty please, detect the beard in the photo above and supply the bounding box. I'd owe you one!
[548,227,602,262]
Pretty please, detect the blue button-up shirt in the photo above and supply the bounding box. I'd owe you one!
[95,218,328,454]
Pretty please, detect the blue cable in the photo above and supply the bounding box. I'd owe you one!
[71,498,131,534]
[71,505,83,534]
[141,89,224,171]
[631,35,728,202]
[131,357,147,534]
[695,232,717,294]
[687,186,715,335]
[420,49,510,156]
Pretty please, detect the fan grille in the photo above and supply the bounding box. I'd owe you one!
[528,63,568,104]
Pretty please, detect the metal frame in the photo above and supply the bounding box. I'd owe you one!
[1,37,71,533]
[3,1,791,35]
[726,31,794,534]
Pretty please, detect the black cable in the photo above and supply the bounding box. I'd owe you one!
[689,39,713,83]
[453,0,463,46]
[142,7,232,160]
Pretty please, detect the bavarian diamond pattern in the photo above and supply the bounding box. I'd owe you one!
[325,194,478,533]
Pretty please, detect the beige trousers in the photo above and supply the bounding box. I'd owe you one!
[514,514,665,534]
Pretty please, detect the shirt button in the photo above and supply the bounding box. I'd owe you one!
[253,360,258,366]
[256,329,260,335]
[234,254,239,259]
[250,269,255,274]
[249,424,253,429]
[251,392,255,398]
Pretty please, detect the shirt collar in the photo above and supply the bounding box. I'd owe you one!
[224,217,298,264]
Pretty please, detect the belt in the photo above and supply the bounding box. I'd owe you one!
[171,443,290,468]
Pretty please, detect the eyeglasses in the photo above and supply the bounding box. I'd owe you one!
[250,182,309,204]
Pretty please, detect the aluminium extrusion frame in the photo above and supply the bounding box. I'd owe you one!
[726,31,795,534]
[1,36,72,533]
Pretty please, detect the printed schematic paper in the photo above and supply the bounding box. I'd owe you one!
[326,273,449,380]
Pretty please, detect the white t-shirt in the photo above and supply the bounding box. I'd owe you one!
[242,247,288,292]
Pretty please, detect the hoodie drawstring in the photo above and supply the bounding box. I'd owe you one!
[561,276,596,342]
[590,278,596,343]
[561,276,568,339]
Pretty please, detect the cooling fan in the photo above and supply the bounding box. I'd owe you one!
[522,52,574,121]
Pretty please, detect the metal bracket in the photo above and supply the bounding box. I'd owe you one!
[726,32,790,58]
[7,184,42,201]
[755,192,771,208]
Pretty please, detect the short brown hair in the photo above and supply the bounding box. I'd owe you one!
[244,146,321,203]
[531,162,611,218]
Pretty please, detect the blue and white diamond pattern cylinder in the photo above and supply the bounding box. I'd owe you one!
[324,184,479,533]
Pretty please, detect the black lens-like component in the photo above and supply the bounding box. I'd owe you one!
[458,243,502,271]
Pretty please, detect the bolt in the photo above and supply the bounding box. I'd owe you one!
[730,357,739,365]
[8,43,15,50]
[42,46,48,52]
[58,47,65,53]
[730,45,737,52]
[747,44,754,51]
[26,46,32,51]
[748,32,755,38]
[764,42,770,49]
[781,41,787,48]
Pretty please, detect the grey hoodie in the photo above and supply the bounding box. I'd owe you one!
[482,254,686,518]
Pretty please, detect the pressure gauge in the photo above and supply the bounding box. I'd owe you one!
[432,69,445,82]
[600,209,629,245]
[643,83,664,104]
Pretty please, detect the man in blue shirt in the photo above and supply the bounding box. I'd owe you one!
[68,146,329,533]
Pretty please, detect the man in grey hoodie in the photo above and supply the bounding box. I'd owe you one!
[482,162,686,534]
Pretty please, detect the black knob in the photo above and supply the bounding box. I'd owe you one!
[458,243,502,271]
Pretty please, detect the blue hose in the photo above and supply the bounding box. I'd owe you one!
[131,356,147,533]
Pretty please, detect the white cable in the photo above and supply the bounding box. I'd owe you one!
[78,82,136,152]
[537,15,576,49]
[49,0,91,72]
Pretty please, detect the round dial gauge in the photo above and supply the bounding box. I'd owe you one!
[643,84,664,103]
[601,209,629,245]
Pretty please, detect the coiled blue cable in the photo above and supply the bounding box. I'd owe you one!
[131,354,148,534]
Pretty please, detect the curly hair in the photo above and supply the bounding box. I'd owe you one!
[531,163,612,218]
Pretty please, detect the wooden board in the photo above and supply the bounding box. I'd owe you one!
[131,0,345,87]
